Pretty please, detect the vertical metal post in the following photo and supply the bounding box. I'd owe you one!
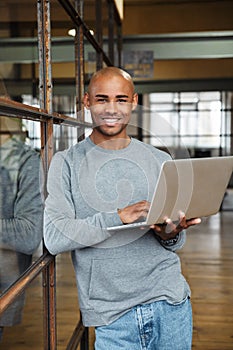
[220,91,224,156]
[108,1,115,65]
[95,0,103,70]
[37,0,53,115]
[116,21,122,68]
[37,0,53,165]
[75,0,85,141]
[37,1,56,350]
[137,93,143,141]
[80,326,89,350]
[74,2,89,347]
[231,93,233,155]
[177,92,181,148]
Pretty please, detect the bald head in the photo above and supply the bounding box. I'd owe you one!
[88,67,135,94]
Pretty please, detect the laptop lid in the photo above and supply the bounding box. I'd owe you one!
[107,156,233,232]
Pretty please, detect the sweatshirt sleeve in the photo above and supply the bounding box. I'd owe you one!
[157,231,186,252]
[44,151,122,255]
[0,152,43,255]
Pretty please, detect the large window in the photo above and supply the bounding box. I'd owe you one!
[147,91,232,158]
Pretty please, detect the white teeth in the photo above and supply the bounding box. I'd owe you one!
[104,119,118,123]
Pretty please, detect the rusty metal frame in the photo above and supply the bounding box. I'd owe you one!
[66,319,87,350]
[0,253,53,315]
[0,1,122,349]
[37,1,56,349]
[58,0,113,66]
[0,97,91,127]
[95,0,103,70]
[75,0,85,142]
[107,0,115,64]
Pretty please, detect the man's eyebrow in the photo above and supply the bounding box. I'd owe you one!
[95,94,108,98]
[116,95,129,99]
[95,94,129,99]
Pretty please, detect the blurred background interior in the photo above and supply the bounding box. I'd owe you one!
[0,1,232,349]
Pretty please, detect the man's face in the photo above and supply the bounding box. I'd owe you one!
[84,74,138,138]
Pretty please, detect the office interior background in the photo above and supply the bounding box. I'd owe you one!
[0,0,233,349]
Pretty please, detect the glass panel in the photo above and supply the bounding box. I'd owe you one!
[179,103,197,111]
[0,276,43,347]
[151,103,174,112]
[56,252,81,349]
[179,92,199,103]
[53,122,91,153]
[85,46,98,82]
[221,91,232,155]
[180,111,198,136]
[150,92,174,103]
[0,117,43,295]
[53,124,78,152]
[0,2,37,99]
[83,107,94,139]
[148,111,181,149]
[199,91,220,100]
[50,2,77,113]
[148,91,232,157]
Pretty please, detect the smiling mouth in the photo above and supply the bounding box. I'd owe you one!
[101,117,122,124]
[104,118,119,122]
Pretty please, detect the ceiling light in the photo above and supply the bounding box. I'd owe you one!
[68,29,76,37]
[68,28,94,37]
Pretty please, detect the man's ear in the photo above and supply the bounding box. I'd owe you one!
[132,93,138,111]
[83,92,90,109]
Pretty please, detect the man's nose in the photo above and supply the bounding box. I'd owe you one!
[105,101,118,114]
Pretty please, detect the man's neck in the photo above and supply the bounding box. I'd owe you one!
[89,131,131,150]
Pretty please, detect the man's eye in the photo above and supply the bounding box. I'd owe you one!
[97,98,107,103]
[118,99,127,103]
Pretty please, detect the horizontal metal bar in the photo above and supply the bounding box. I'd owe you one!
[1,31,233,63]
[122,32,233,60]
[123,31,233,42]
[2,77,233,96]
[132,78,233,93]
[142,134,233,138]
[0,97,92,128]
[0,252,53,315]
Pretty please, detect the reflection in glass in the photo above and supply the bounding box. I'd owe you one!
[0,277,43,349]
[0,116,43,341]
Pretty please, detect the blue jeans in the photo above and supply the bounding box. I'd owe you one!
[95,298,192,350]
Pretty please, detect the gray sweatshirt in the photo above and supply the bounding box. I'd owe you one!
[44,137,190,327]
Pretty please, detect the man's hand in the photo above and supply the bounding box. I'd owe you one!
[117,200,150,224]
[150,211,201,240]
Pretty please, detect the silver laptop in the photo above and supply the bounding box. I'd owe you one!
[107,156,233,232]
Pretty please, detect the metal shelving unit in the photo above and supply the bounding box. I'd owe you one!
[0,1,122,349]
